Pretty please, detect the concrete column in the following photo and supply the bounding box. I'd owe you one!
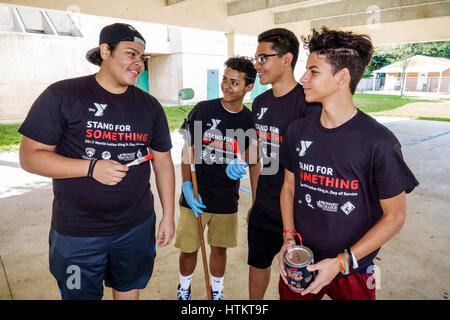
[372,73,377,92]
[436,71,443,94]
[225,32,235,58]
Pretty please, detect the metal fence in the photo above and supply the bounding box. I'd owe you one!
[357,77,450,94]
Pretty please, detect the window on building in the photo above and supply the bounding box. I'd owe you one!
[16,6,46,34]
[46,10,82,37]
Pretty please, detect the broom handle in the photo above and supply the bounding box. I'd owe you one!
[189,146,212,300]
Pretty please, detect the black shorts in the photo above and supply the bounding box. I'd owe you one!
[247,207,283,269]
[49,213,156,300]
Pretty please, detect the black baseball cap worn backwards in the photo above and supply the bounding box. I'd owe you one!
[86,23,146,66]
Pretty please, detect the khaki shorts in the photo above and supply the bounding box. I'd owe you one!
[174,206,238,253]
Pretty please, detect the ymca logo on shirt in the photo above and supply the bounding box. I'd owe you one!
[296,140,313,157]
[207,119,222,130]
[89,103,108,117]
[257,107,268,120]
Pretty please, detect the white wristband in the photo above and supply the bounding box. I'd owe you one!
[349,248,359,269]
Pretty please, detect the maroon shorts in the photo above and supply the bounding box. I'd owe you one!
[279,272,376,300]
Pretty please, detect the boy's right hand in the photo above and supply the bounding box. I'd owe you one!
[278,237,296,286]
[92,160,129,186]
[182,181,206,218]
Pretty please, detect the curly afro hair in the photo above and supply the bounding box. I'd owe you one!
[224,56,256,86]
[302,27,373,94]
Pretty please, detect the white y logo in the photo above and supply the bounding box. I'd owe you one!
[93,103,107,117]
[299,140,313,157]
[210,119,221,130]
[257,107,268,120]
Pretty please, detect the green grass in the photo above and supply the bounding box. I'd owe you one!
[0,124,21,152]
[163,105,195,132]
[353,93,438,113]
[413,116,450,122]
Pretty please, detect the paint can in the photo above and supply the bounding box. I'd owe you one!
[283,245,315,292]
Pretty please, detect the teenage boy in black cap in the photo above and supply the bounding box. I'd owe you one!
[18,23,175,300]
[175,56,258,300]
[226,28,320,300]
[278,27,418,300]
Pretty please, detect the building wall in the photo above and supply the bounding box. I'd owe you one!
[0,3,176,123]
[0,4,265,123]
[0,31,96,123]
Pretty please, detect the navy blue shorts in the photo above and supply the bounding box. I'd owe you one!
[49,214,156,300]
[247,206,283,269]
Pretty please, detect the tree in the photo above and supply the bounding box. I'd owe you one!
[385,44,415,96]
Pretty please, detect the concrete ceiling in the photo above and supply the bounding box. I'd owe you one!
[2,0,450,45]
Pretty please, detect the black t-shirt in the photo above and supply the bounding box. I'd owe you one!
[250,83,321,231]
[280,110,419,271]
[19,74,172,237]
[179,98,254,213]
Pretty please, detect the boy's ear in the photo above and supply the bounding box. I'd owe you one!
[283,52,294,69]
[245,83,254,93]
[99,43,111,60]
[337,68,351,87]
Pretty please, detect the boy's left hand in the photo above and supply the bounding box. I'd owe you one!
[225,158,248,180]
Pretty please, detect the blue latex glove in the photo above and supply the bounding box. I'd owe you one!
[182,181,206,218]
[225,158,248,180]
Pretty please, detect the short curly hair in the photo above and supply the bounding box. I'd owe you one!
[224,56,256,86]
[302,27,373,94]
[258,28,300,71]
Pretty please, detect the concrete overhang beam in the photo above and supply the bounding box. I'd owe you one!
[165,0,187,5]
[227,0,310,16]
[275,0,450,26]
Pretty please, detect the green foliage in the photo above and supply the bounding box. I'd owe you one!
[367,40,450,75]
[0,124,21,152]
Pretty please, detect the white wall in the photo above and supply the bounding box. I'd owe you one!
[0,4,175,123]
[0,31,96,123]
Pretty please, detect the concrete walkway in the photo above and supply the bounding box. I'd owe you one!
[0,117,449,300]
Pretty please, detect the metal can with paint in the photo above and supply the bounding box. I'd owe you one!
[283,245,315,292]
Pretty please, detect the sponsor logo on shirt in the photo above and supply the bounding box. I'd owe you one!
[85,147,95,157]
[89,103,108,117]
[257,107,268,120]
[341,201,356,215]
[102,151,111,159]
[118,152,136,161]
[305,194,315,209]
[317,200,338,212]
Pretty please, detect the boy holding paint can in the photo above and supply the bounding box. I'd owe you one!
[18,23,175,300]
[175,56,258,300]
[278,27,419,299]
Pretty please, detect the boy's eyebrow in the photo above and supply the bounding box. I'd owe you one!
[307,65,319,70]
[125,47,144,55]
[223,75,240,81]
